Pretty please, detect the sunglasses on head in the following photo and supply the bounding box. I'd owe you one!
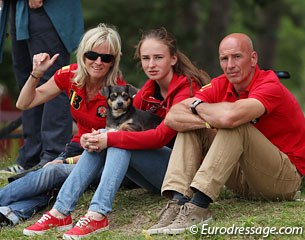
[84,51,114,63]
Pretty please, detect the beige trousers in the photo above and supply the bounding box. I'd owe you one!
[162,124,302,201]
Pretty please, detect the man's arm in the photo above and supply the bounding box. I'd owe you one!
[165,97,207,132]
[165,97,265,131]
[196,98,265,129]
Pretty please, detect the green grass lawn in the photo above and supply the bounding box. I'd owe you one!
[1,152,305,239]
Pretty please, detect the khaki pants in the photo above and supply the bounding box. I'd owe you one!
[162,124,302,201]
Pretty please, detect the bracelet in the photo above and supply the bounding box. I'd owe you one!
[65,157,74,164]
[30,73,40,80]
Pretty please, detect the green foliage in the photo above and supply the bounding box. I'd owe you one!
[1,0,305,108]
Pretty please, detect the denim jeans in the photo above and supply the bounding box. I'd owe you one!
[54,146,172,216]
[0,164,75,224]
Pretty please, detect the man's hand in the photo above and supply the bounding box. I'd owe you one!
[165,98,207,132]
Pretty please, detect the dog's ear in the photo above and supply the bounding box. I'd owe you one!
[126,84,139,98]
[100,86,111,98]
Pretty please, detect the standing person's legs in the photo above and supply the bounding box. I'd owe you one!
[27,8,72,166]
[10,6,72,169]
[10,4,42,169]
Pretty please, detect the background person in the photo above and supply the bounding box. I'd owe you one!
[0,23,124,227]
[147,33,305,235]
[0,0,83,173]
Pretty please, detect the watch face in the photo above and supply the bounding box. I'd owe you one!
[191,99,202,107]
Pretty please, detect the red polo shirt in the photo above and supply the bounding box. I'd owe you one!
[195,65,305,175]
[54,64,125,143]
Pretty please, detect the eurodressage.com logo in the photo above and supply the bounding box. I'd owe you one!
[189,224,303,238]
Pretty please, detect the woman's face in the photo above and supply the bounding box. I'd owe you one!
[140,39,177,82]
[84,43,114,81]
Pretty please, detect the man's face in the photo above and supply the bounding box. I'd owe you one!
[219,37,257,87]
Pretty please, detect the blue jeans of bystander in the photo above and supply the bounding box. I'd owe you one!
[0,164,75,224]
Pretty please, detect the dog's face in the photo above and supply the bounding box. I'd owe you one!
[101,85,138,118]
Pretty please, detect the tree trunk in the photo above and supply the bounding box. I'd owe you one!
[198,0,232,77]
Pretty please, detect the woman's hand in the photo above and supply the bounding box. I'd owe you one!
[43,159,64,167]
[32,53,59,78]
[81,130,107,152]
[80,130,99,149]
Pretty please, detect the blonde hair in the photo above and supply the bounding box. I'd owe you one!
[72,23,122,88]
[135,27,210,93]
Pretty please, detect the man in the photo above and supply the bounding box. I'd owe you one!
[0,0,83,173]
[147,33,305,235]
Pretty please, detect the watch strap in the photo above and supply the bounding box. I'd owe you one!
[190,99,203,115]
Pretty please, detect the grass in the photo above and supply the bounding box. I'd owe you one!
[1,149,305,239]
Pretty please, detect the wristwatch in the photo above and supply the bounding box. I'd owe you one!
[190,99,204,115]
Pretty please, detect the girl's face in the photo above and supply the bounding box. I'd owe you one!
[84,43,114,81]
[140,39,177,82]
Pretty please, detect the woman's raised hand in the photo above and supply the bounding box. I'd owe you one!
[32,53,59,77]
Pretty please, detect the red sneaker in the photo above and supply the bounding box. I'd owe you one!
[63,216,109,239]
[23,212,72,236]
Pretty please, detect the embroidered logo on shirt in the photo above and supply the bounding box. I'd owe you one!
[97,106,107,118]
[199,83,212,92]
[69,89,82,110]
[57,65,71,75]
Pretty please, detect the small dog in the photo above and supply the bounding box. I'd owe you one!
[101,85,162,132]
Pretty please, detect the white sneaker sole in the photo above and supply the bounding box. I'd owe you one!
[162,216,213,235]
[145,226,168,235]
[23,223,73,236]
[62,225,109,239]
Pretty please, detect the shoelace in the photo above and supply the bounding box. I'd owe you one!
[158,201,179,224]
[37,214,52,224]
[172,204,191,224]
[75,217,91,227]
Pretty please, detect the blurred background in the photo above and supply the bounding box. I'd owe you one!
[1,0,305,133]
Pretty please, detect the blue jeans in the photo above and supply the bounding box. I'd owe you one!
[0,164,75,224]
[54,147,172,216]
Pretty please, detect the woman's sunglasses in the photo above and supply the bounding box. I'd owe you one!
[84,51,114,63]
